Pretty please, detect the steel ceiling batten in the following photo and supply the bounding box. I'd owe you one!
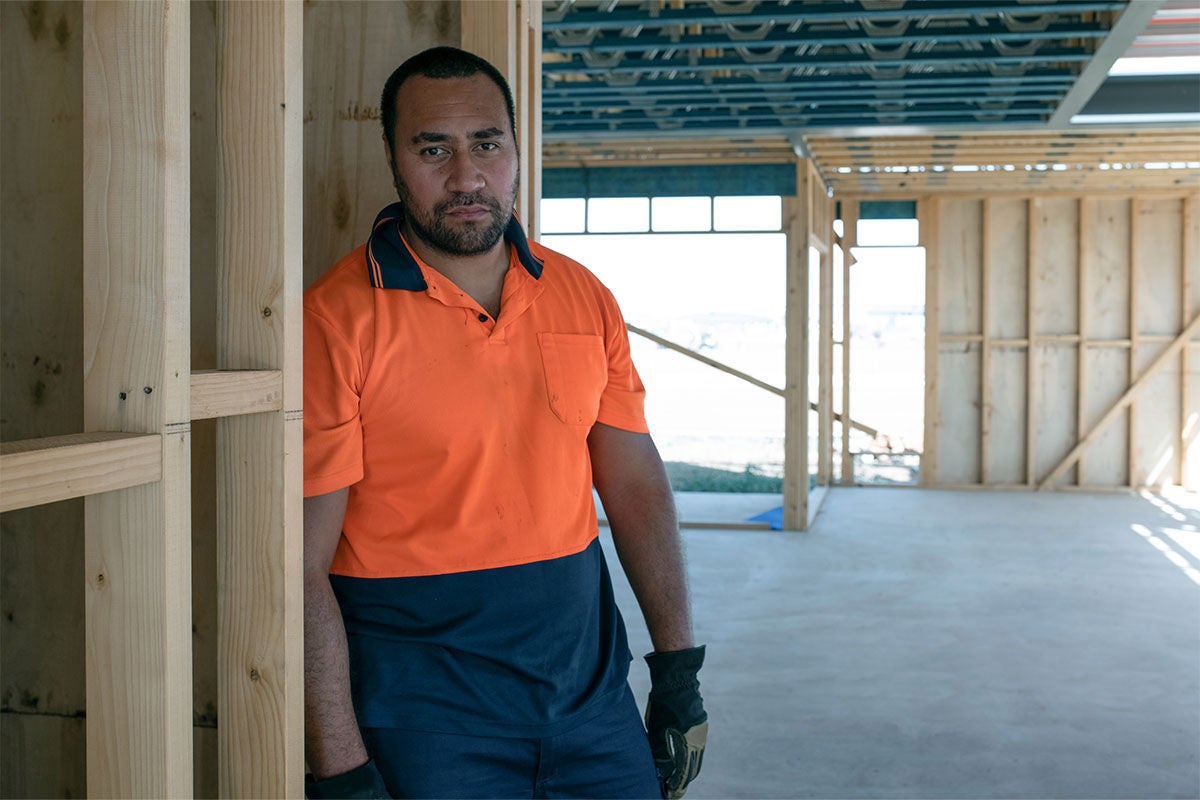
[542,0,1126,31]
[540,0,1135,136]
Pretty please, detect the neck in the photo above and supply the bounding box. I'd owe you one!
[401,219,510,317]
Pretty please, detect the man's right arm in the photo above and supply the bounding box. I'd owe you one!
[303,487,370,780]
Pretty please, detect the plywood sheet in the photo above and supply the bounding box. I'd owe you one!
[938,199,983,336]
[0,712,85,799]
[987,199,1028,340]
[0,0,86,728]
[0,716,219,800]
[303,0,459,287]
[1032,198,1079,336]
[1083,198,1131,341]
[1033,345,1079,486]
[1133,339,1181,487]
[1135,198,1184,337]
[937,343,981,483]
[1080,347,1129,486]
[986,346,1027,483]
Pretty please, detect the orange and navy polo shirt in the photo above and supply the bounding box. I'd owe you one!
[303,202,648,736]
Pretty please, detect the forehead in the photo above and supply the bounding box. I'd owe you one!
[393,73,510,137]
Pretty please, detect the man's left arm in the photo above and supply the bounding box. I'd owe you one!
[588,422,708,799]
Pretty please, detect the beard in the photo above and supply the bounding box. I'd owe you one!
[393,169,519,258]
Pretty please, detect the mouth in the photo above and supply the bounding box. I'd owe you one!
[443,204,492,221]
[439,195,499,223]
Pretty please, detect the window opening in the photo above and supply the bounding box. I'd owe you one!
[849,215,925,485]
[542,195,786,494]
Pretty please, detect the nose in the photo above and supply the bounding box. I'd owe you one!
[445,149,485,194]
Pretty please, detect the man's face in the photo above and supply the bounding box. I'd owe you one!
[386,73,519,258]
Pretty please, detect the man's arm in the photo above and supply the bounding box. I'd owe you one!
[587,422,693,652]
[303,488,370,780]
[589,423,708,798]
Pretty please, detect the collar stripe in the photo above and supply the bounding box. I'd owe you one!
[365,202,544,291]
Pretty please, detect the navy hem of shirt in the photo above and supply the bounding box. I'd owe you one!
[331,539,633,738]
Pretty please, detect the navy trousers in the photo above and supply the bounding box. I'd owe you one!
[362,685,662,799]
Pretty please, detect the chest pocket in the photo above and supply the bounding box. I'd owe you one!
[537,333,607,426]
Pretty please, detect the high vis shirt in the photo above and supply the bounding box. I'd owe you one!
[303,203,649,735]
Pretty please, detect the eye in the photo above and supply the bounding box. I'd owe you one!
[420,146,448,157]
[476,142,500,152]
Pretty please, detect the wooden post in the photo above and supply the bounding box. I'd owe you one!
[841,201,858,485]
[1129,198,1141,487]
[981,199,992,485]
[783,162,812,530]
[214,2,305,796]
[1078,197,1090,485]
[1180,196,1193,488]
[82,2,193,796]
[919,197,940,486]
[818,178,835,487]
[1027,198,1039,486]
[460,0,542,237]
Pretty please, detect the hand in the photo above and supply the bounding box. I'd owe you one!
[305,759,391,799]
[644,645,708,799]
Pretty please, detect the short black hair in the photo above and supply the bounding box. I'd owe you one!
[380,46,517,152]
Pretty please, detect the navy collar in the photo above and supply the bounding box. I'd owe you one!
[365,201,543,290]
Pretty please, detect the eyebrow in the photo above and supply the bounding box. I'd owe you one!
[410,127,507,145]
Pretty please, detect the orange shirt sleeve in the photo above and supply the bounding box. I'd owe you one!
[593,283,650,434]
[303,304,366,496]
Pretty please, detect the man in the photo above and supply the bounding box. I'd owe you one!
[303,46,706,800]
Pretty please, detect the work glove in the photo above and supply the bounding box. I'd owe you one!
[644,645,708,799]
[305,759,391,799]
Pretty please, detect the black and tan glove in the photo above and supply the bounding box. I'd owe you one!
[305,759,391,799]
[644,645,708,799]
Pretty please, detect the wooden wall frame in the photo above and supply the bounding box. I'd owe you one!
[864,189,1200,493]
[0,2,305,794]
[214,2,304,796]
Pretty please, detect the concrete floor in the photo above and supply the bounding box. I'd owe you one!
[601,488,1200,799]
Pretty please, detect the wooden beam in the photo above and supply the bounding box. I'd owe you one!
[627,323,784,397]
[919,197,940,486]
[82,2,193,796]
[817,166,835,487]
[1129,198,1140,486]
[783,161,811,530]
[981,198,992,485]
[1026,198,1039,485]
[841,201,858,485]
[0,433,161,513]
[1183,195,1195,488]
[214,2,304,796]
[1039,311,1200,490]
[625,323,876,436]
[1078,197,1090,485]
[190,370,283,420]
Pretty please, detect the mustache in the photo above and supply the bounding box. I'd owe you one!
[437,193,502,214]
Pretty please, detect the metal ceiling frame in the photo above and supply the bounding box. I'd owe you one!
[540,0,1191,140]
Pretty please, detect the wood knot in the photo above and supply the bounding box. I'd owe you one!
[248,666,261,682]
